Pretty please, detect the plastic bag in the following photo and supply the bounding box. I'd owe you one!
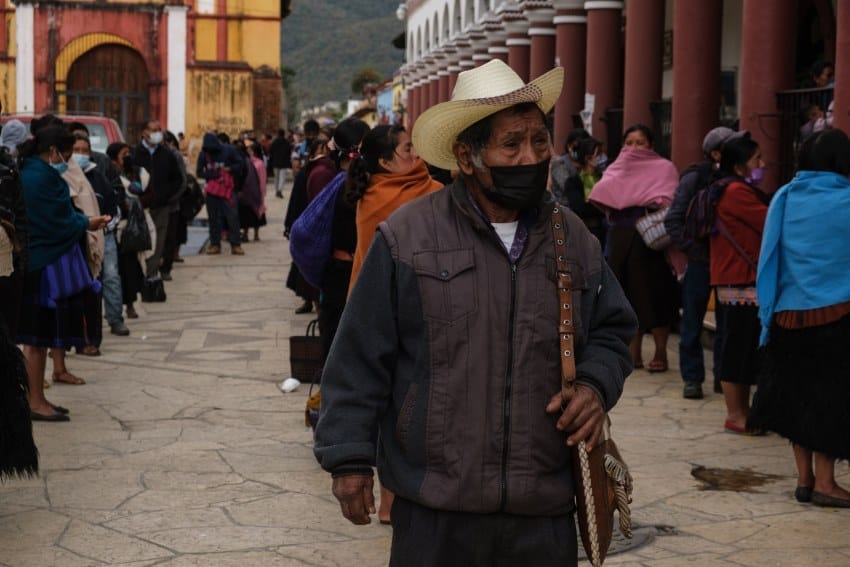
[120,198,152,254]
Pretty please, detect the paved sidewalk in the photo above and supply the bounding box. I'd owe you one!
[1,194,848,566]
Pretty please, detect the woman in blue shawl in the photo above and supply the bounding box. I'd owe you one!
[748,129,850,507]
[16,126,110,422]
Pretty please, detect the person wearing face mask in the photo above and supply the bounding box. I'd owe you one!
[313,60,637,564]
[709,132,771,435]
[74,135,129,338]
[132,120,184,284]
[664,127,743,399]
[560,136,606,248]
[588,124,679,375]
[16,126,111,420]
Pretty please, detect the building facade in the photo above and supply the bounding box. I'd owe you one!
[401,0,847,189]
[1,0,285,143]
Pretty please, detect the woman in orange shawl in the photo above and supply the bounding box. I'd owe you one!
[344,124,442,524]
[346,125,443,292]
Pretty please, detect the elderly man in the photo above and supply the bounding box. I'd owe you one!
[314,60,637,565]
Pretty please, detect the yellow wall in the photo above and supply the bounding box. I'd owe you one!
[185,68,253,138]
[193,0,280,70]
[194,18,217,61]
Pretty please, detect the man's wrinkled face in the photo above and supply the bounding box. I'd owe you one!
[456,106,551,187]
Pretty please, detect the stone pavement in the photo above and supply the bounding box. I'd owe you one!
[2,193,849,567]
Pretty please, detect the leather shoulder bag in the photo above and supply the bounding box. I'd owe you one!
[551,205,634,566]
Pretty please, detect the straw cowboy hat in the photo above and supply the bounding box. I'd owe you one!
[412,59,564,171]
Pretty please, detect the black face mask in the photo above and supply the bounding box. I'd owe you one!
[481,158,551,210]
[122,155,133,172]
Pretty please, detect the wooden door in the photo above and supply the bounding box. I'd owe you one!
[65,45,149,143]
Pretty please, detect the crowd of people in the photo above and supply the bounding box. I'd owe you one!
[2,56,849,560]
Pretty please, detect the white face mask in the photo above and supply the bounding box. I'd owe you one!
[149,132,164,145]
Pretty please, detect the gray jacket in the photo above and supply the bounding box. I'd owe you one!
[314,178,636,516]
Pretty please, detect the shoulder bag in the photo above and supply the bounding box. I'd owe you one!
[289,171,346,289]
[551,205,634,566]
[635,207,671,250]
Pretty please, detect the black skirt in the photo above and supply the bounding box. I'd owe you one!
[749,314,850,460]
[16,268,89,349]
[716,303,762,385]
[606,225,677,331]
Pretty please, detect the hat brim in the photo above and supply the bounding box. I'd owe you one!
[412,67,564,171]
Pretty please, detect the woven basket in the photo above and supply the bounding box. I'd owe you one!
[289,319,323,383]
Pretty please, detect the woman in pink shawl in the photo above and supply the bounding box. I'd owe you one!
[588,124,679,372]
[238,140,268,242]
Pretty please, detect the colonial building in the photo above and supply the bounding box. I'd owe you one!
[401,0,848,189]
[1,0,286,142]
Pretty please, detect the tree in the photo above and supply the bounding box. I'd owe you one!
[350,67,384,96]
[281,66,301,127]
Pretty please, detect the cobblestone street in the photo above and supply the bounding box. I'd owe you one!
[1,195,849,566]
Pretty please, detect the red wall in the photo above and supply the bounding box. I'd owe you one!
[33,5,169,123]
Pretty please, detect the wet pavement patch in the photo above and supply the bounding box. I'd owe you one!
[691,465,784,492]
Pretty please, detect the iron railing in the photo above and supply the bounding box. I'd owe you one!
[776,86,833,184]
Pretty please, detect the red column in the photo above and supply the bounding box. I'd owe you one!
[833,1,850,131]
[584,1,624,146]
[671,0,722,170]
[623,0,664,128]
[216,0,228,61]
[553,5,587,148]
[504,18,531,81]
[428,76,439,110]
[739,0,797,191]
[438,72,450,103]
[526,7,557,80]
[408,82,420,129]
[488,41,509,63]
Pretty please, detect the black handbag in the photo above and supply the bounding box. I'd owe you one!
[289,319,323,384]
[120,199,152,254]
[140,278,167,303]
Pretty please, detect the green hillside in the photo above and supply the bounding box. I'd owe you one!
[281,0,404,109]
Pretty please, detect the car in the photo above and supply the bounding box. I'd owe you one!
[0,113,125,154]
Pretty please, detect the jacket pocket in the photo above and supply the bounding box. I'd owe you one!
[413,249,477,324]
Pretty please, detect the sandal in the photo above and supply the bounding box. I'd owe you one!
[647,359,668,373]
[52,372,86,385]
[77,345,101,357]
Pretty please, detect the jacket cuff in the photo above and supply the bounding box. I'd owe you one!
[331,461,373,478]
[575,377,606,410]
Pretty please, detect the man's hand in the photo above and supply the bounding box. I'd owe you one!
[332,474,375,525]
[545,384,605,451]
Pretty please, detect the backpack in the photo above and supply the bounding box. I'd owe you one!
[682,176,736,244]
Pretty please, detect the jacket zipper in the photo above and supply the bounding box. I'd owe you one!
[500,262,518,510]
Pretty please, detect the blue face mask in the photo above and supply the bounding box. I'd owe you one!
[72,153,91,170]
[50,153,69,174]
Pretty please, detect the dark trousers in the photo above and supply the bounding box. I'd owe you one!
[678,260,724,385]
[160,211,181,274]
[389,497,577,567]
[206,194,241,247]
[319,258,353,360]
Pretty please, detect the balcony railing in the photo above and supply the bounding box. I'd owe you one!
[776,86,833,185]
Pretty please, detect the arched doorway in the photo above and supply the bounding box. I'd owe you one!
[63,45,149,143]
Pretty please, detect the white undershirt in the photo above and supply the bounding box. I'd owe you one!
[492,221,519,253]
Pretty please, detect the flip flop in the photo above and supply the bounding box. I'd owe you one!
[52,372,86,385]
[647,360,668,373]
[30,410,70,422]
